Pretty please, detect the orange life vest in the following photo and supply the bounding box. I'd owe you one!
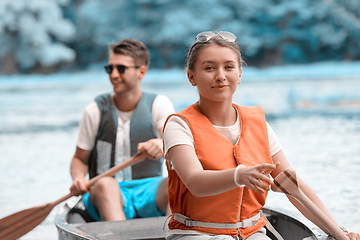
[165,103,273,238]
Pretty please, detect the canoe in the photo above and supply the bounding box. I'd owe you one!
[55,196,329,240]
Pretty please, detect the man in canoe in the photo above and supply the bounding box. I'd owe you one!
[69,39,175,221]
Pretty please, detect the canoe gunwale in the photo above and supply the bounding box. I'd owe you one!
[262,204,328,240]
[55,197,329,240]
[55,197,94,240]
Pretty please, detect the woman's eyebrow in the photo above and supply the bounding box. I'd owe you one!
[201,60,215,65]
[201,60,236,65]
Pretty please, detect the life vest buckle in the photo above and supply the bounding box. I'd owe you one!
[184,218,194,227]
[240,218,258,228]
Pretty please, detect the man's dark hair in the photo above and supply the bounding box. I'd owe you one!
[109,39,150,67]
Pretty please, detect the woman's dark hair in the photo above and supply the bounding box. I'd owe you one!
[186,36,244,71]
[109,39,150,67]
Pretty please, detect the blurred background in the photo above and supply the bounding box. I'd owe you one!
[1,0,360,73]
[0,0,360,239]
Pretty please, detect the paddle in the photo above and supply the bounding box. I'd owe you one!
[271,167,348,240]
[0,151,147,240]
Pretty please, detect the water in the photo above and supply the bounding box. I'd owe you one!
[1,65,360,239]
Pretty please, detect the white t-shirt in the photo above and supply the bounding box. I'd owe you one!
[76,93,175,180]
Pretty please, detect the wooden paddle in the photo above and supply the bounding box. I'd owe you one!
[0,151,147,240]
[271,167,348,240]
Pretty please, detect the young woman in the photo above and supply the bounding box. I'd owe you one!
[163,31,359,240]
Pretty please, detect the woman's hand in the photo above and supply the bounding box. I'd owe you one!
[236,163,279,194]
[346,231,360,240]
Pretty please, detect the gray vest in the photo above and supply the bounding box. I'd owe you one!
[88,92,163,179]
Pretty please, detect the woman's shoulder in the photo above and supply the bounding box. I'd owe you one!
[167,115,188,127]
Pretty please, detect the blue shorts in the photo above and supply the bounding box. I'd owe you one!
[83,176,165,221]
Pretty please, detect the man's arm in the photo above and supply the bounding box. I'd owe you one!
[69,147,91,196]
[70,101,100,195]
[152,94,175,138]
[137,94,175,160]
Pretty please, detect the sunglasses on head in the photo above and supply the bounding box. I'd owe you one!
[195,31,237,43]
[104,65,140,74]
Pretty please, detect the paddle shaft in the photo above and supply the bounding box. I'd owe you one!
[272,168,348,240]
[291,188,348,240]
[0,151,147,240]
[51,151,146,207]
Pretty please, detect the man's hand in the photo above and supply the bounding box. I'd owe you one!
[137,139,163,160]
[70,176,89,196]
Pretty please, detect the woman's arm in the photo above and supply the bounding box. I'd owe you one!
[167,144,275,197]
[270,150,359,239]
[167,144,235,197]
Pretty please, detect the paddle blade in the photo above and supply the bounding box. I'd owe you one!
[0,203,53,240]
[0,153,146,240]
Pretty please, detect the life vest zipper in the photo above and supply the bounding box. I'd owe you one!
[234,147,244,239]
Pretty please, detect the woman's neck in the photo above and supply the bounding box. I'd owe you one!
[197,99,237,126]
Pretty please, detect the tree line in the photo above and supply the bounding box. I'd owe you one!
[0,0,359,74]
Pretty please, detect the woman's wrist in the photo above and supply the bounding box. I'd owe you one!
[234,164,246,188]
[340,226,348,233]
[328,226,349,239]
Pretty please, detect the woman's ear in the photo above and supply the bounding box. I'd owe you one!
[187,71,196,86]
[238,69,242,85]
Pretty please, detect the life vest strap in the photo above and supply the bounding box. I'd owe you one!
[173,212,261,229]
[261,212,284,240]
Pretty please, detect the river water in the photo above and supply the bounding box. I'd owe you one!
[1,64,360,239]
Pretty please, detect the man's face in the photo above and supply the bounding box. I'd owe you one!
[107,54,143,95]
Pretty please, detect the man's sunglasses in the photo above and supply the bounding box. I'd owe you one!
[195,31,237,43]
[104,65,140,74]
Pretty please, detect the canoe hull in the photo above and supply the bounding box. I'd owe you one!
[55,197,328,240]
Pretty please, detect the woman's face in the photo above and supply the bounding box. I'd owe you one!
[188,45,242,103]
